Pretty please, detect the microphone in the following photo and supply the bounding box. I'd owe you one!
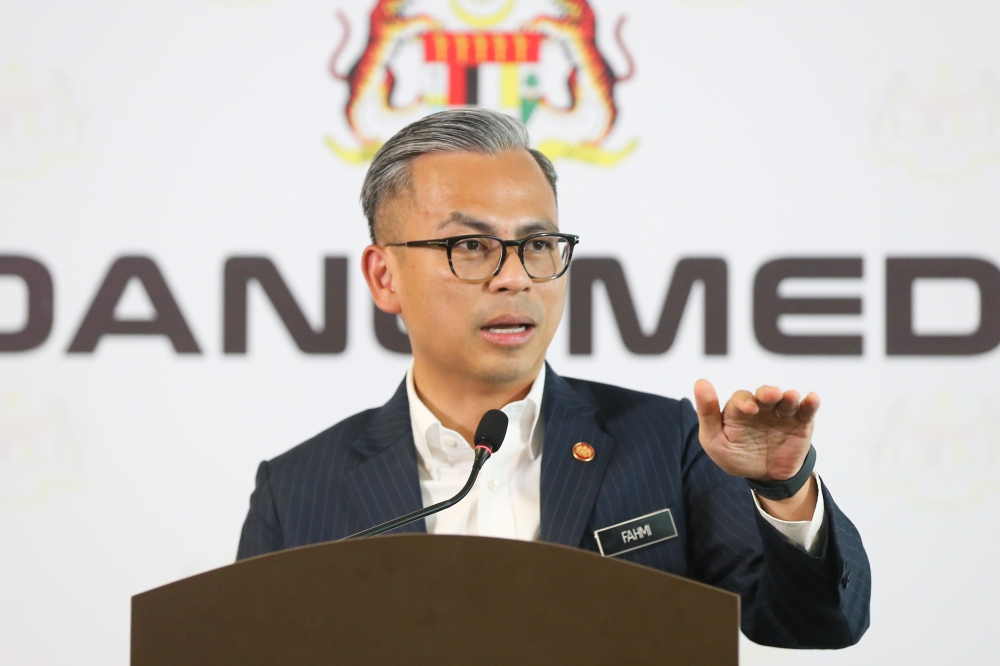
[343,409,508,540]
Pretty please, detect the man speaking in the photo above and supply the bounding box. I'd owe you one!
[237,108,870,649]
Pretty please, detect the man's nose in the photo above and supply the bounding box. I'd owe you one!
[488,247,532,293]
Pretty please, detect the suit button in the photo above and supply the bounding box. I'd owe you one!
[841,570,851,589]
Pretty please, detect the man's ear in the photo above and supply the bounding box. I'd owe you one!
[361,245,402,314]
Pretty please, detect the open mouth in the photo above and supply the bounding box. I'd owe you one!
[483,324,532,334]
[479,316,537,345]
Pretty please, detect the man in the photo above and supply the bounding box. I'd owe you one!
[237,108,870,649]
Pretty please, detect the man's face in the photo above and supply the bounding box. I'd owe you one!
[381,149,565,387]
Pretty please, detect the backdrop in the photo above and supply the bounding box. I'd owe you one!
[3,1,999,664]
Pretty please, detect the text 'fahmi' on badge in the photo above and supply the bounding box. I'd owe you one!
[593,508,678,557]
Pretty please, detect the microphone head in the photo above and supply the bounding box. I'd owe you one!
[473,409,508,453]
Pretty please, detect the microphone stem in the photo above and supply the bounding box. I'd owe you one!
[343,446,492,540]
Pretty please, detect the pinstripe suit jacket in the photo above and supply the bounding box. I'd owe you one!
[237,365,871,649]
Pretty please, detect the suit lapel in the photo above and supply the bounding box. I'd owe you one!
[539,366,617,547]
[341,379,426,536]
[340,369,618,546]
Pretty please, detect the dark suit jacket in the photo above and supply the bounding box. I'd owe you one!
[238,365,871,648]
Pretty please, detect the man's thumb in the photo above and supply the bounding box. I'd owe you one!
[694,379,722,441]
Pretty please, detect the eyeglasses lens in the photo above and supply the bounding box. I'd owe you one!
[450,237,503,281]
[522,235,570,279]
[450,235,570,280]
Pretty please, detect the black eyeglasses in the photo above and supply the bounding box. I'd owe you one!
[385,233,580,282]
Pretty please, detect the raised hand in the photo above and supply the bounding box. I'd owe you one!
[693,379,819,484]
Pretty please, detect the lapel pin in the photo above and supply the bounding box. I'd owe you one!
[572,442,595,462]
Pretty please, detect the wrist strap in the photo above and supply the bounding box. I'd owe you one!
[744,444,817,501]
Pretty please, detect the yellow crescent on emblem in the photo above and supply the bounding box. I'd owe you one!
[449,0,515,28]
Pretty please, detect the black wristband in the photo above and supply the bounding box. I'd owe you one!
[744,445,817,501]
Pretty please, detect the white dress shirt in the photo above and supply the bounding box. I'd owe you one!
[407,364,826,554]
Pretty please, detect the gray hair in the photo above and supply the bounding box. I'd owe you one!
[360,108,558,243]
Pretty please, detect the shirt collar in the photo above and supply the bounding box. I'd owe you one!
[406,363,547,476]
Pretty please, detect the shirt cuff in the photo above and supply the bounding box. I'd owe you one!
[751,473,826,556]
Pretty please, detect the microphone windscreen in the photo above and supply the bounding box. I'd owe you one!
[473,409,508,452]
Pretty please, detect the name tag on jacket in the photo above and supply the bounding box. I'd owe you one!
[593,508,678,557]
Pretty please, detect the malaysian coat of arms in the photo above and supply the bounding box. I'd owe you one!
[872,65,1000,178]
[326,0,636,165]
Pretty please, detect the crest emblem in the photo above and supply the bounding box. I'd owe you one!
[326,0,636,165]
[870,392,1000,509]
[872,65,1000,179]
[0,63,85,178]
[0,391,84,506]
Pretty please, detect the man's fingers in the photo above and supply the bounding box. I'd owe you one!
[693,379,723,440]
[754,385,782,410]
[727,390,760,417]
[796,392,821,421]
[697,381,819,434]
[774,389,801,418]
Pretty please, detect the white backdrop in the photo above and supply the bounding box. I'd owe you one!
[3,1,1000,664]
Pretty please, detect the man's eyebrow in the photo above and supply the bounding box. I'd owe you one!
[437,212,495,234]
[517,220,558,235]
[437,212,558,236]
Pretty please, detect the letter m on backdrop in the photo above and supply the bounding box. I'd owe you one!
[568,258,728,355]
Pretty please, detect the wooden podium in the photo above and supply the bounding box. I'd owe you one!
[132,535,739,665]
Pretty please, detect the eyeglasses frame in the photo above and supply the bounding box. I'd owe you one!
[385,232,580,283]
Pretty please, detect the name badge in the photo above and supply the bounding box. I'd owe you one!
[593,508,678,557]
